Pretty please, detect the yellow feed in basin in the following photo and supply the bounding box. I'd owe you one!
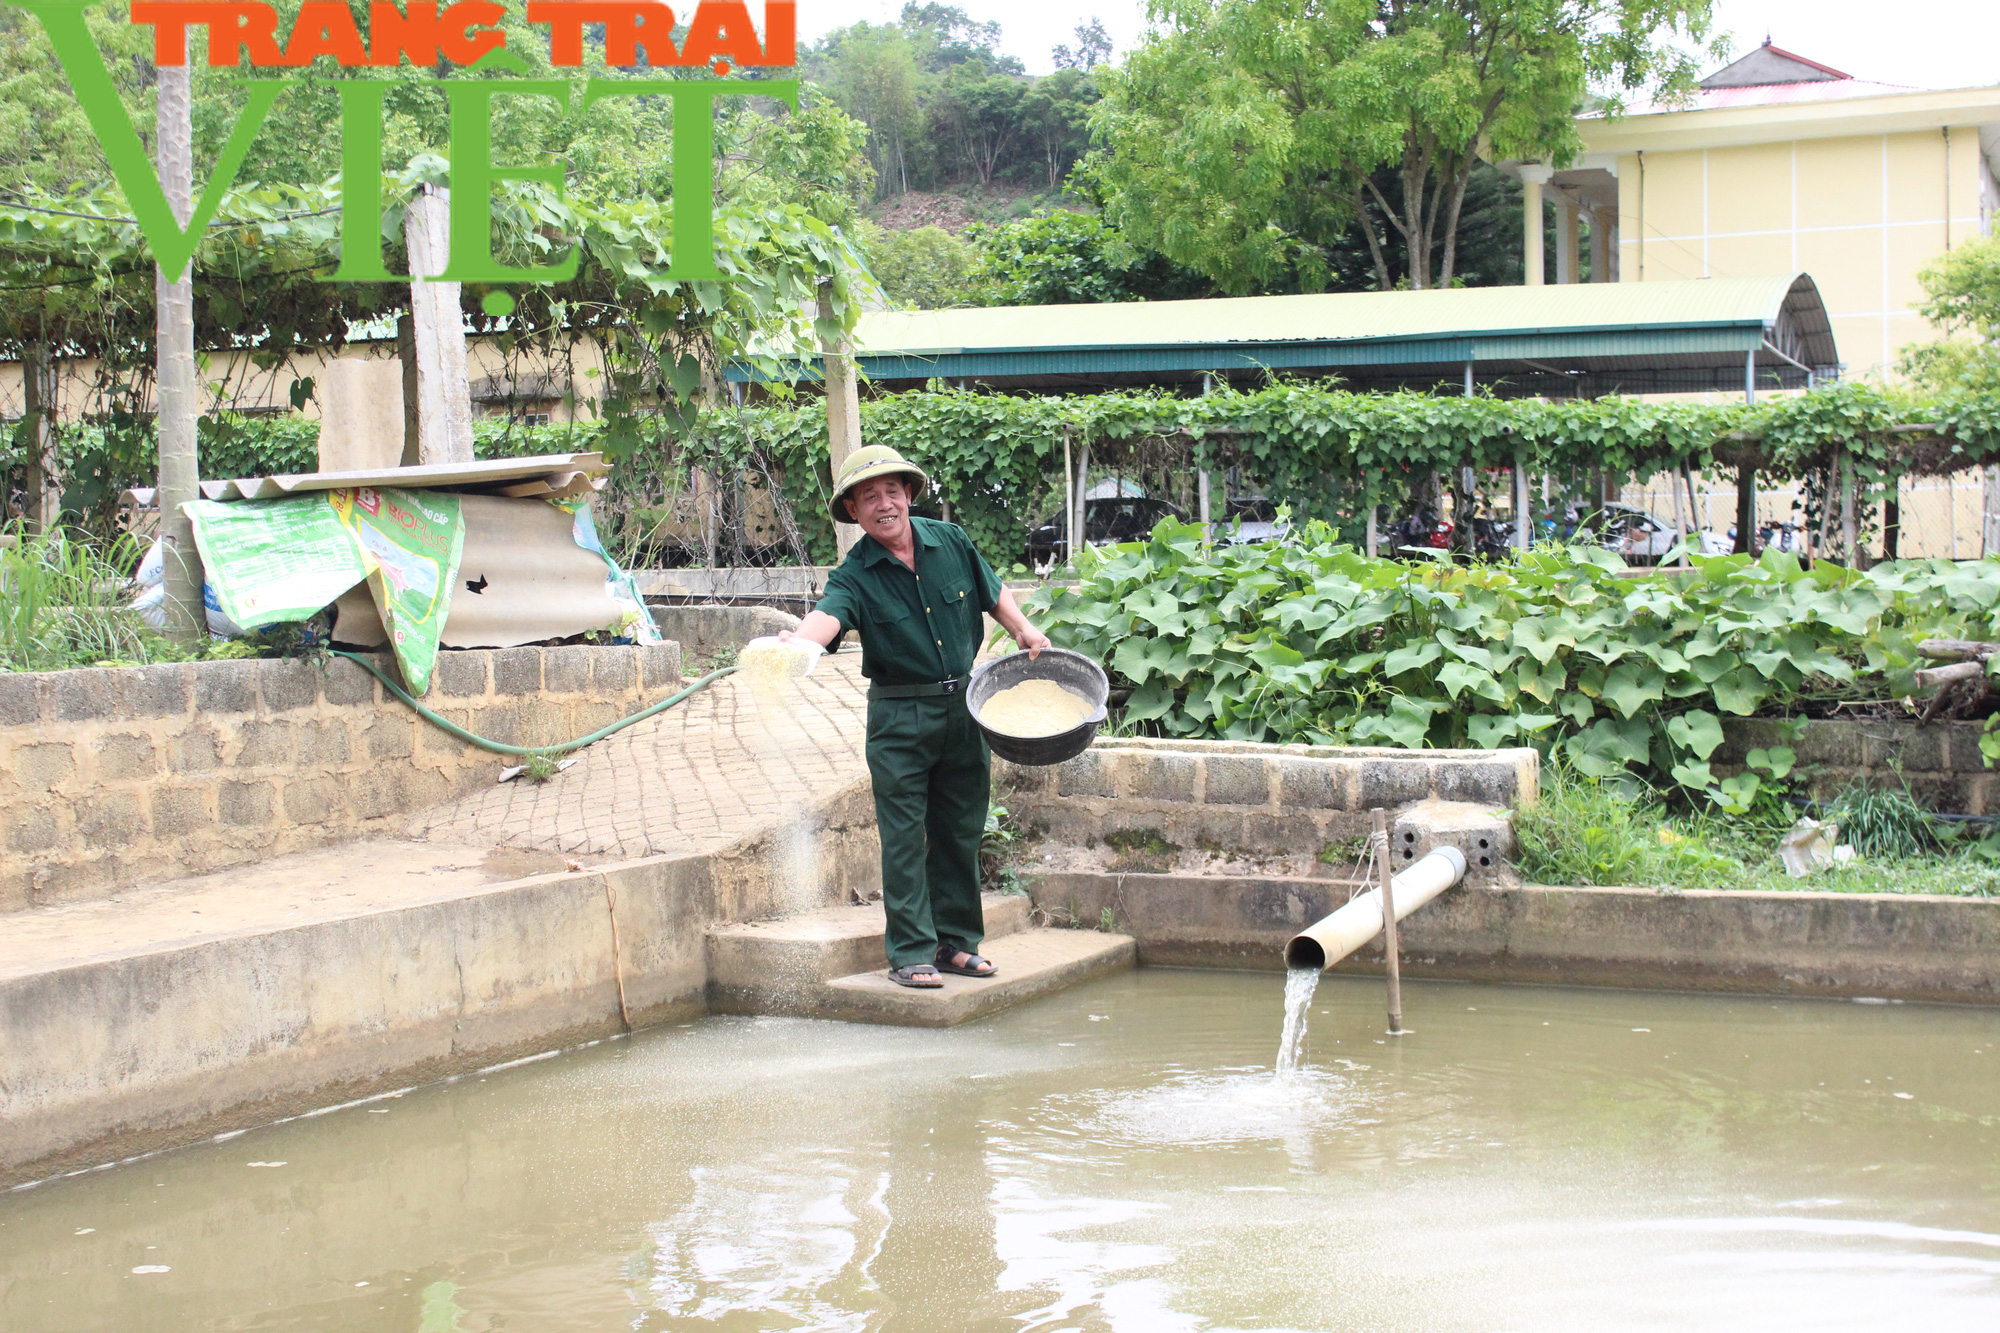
[977,679,1094,738]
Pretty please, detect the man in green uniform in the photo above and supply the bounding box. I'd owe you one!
[780,445,1050,989]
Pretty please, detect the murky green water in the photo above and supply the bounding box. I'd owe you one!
[5,970,1999,1331]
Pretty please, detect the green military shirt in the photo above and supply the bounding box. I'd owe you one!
[815,517,1004,685]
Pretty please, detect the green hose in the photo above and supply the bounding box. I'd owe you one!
[333,648,741,759]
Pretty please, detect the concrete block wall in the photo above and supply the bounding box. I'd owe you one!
[0,772,883,1185]
[647,604,800,661]
[997,736,1537,856]
[0,643,682,910]
[1718,718,1992,814]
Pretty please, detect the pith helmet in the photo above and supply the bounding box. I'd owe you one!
[830,445,930,524]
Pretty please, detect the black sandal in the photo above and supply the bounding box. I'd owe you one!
[888,964,943,989]
[935,946,998,979]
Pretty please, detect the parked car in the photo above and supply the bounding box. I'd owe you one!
[1214,497,1291,545]
[1025,496,1189,563]
[1573,503,1731,563]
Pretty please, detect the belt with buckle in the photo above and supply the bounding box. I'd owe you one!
[868,678,963,699]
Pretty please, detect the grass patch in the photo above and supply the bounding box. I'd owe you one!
[1105,828,1178,874]
[2,527,161,671]
[1318,835,1369,866]
[1513,765,2000,897]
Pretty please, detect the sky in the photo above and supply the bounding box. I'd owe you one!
[794,0,2000,89]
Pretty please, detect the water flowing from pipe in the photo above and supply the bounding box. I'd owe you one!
[1275,968,1321,1078]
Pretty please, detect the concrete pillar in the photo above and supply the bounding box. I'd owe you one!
[1556,202,1580,285]
[1519,164,1554,287]
[817,282,863,555]
[404,186,475,465]
[1588,206,1612,283]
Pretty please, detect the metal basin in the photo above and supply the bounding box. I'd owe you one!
[966,648,1109,766]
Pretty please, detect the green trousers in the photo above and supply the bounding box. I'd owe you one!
[864,693,990,969]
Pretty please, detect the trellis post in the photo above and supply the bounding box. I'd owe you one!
[154,61,205,643]
[403,186,475,465]
[1512,453,1531,551]
[20,334,58,534]
[817,281,863,556]
[1198,372,1214,539]
[1841,453,1861,567]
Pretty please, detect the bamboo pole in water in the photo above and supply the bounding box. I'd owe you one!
[1374,809,1404,1034]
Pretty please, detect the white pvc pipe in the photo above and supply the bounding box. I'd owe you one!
[1284,846,1466,971]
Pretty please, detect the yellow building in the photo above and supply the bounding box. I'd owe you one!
[1529,41,2000,380]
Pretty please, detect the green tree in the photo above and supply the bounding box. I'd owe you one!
[1020,67,1096,191]
[1902,233,2000,393]
[813,21,922,198]
[898,3,1020,75]
[1092,0,1717,294]
[1052,19,1113,72]
[859,221,984,308]
[0,2,154,195]
[972,209,1212,305]
[929,60,1025,188]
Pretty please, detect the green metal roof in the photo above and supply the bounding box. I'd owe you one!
[733,273,1839,397]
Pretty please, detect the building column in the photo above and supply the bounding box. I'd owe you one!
[1518,164,1553,286]
[1588,206,1612,283]
[1555,201,1579,285]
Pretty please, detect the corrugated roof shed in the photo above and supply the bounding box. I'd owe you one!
[742,274,1837,398]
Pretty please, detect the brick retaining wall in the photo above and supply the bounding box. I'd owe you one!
[1,644,681,911]
[1718,718,1992,813]
[997,736,1537,855]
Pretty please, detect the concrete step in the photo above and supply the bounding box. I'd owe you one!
[706,894,1134,1025]
[707,892,1031,995]
[820,929,1136,1028]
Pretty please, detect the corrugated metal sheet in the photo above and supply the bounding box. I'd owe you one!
[331,494,627,649]
[197,452,607,502]
[848,276,1799,359]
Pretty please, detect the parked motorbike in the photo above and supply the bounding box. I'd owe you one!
[1469,513,1517,562]
[1385,505,1453,558]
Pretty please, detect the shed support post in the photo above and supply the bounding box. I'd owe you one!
[1556,203,1579,285]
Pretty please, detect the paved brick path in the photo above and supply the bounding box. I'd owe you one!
[408,652,870,860]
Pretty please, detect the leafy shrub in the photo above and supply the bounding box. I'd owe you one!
[1020,518,2000,807]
